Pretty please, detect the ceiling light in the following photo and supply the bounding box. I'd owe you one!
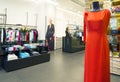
[46,0,58,6]
[32,0,58,5]
[32,0,45,4]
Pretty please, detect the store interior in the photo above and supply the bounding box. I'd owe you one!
[0,0,120,82]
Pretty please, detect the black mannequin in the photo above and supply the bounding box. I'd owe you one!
[91,1,101,12]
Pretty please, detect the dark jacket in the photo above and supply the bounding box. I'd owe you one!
[46,24,55,39]
[65,31,71,37]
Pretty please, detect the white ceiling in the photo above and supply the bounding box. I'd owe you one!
[2,0,85,14]
[22,0,86,14]
[56,0,85,14]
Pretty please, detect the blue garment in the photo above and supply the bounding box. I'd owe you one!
[19,52,30,58]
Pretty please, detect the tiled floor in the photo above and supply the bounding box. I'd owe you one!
[0,49,119,82]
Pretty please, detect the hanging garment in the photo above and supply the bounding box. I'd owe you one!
[0,28,2,43]
[6,29,15,42]
[15,29,20,41]
[29,30,34,42]
[25,31,29,42]
[6,29,10,42]
[0,28,6,43]
[33,29,38,42]
[29,29,38,42]
[11,30,15,42]
[84,9,111,82]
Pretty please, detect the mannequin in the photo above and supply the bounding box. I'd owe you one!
[84,1,111,82]
[91,1,101,12]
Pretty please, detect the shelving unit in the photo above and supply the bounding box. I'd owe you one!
[108,0,120,75]
[112,0,120,6]
[1,45,50,72]
[0,39,50,72]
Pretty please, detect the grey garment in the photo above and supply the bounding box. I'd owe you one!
[46,24,55,39]
[32,51,41,56]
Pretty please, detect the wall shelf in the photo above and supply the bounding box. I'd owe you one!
[112,0,120,6]
[2,53,50,72]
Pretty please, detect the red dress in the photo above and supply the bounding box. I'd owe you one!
[84,9,111,82]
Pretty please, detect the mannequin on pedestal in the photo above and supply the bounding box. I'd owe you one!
[84,1,111,82]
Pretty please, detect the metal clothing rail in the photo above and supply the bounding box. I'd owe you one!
[0,24,37,29]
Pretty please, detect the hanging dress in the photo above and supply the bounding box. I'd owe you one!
[84,9,111,82]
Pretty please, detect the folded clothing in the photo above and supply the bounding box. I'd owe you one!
[41,50,48,54]
[19,52,30,58]
[7,54,18,61]
[111,30,118,35]
[32,51,41,56]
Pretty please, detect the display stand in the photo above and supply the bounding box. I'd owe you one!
[3,54,50,72]
[1,46,50,72]
[110,57,120,75]
[62,24,85,53]
[108,0,120,75]
[62,37,85,53]
[2,43,50,72]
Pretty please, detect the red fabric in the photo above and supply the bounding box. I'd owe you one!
[84,9,111,82]
[84,12,87,43]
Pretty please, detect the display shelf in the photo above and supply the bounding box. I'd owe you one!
[112,0,120,6]
[110,57,120,61]
[110,57,120,75]
[0,26,50,72]
[1,46,50,72]
[2,53,50,72]
[62,37,85,53]
[111,14,120,17]
[62,24,84,53]
[110,68,120,75]
[109,0,120,75]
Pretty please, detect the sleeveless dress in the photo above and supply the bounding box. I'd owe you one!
[84,9,111,82]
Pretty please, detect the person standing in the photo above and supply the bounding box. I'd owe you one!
[46,19,55,51]
[65,27,71,38]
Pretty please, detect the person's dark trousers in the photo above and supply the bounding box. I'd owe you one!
[48,36,54,51]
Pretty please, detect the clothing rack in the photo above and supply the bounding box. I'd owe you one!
[0,24,37,28]
[0,25,50,72]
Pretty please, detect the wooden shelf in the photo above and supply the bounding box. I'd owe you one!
[111,14,120,17]
[112,0,120,6]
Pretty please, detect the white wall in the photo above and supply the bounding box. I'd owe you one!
[0,0,84,40]
[55,8,83,37]
[0,0,38,25]
[0,0,46,40]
